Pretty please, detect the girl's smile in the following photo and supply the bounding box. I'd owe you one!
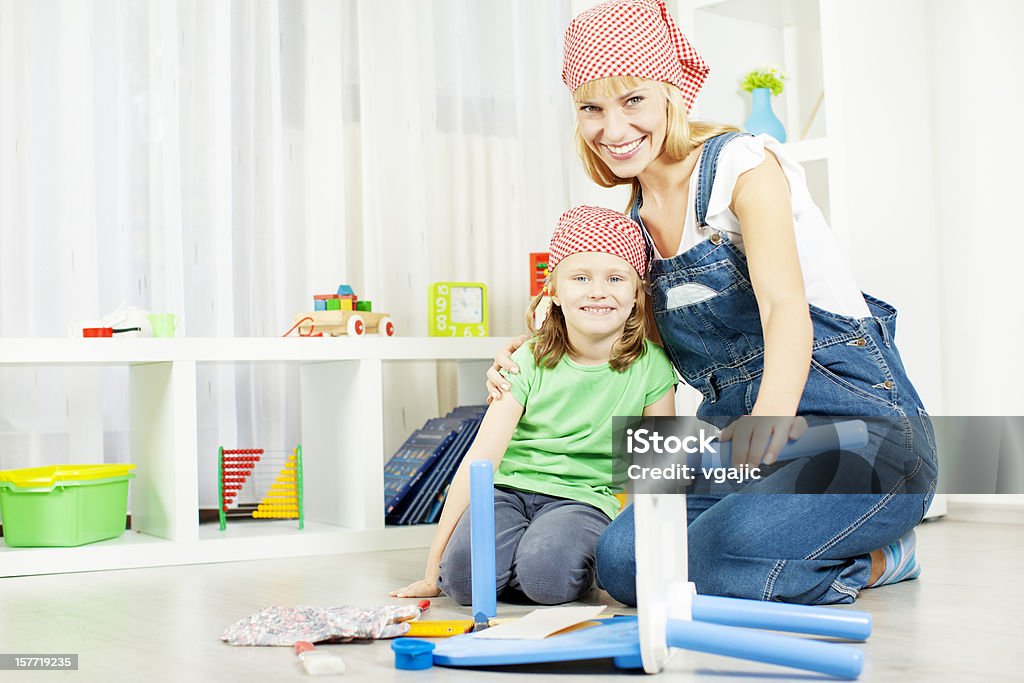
[580,304,617,315]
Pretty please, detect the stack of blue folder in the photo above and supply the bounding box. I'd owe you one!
[384,405,487,525]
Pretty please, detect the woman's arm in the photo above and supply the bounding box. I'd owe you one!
[390,392,525,598]
[726,151,813,465]
[732,150,812,415]
[485,335,529,403]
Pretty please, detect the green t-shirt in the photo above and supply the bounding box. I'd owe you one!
[493,339,677,519]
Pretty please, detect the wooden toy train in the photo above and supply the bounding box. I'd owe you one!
[291,284,395,337]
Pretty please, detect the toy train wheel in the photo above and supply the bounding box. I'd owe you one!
[347,314,366,336]
[378,316,395,337]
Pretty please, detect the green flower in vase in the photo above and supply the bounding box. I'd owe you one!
[741,66,787,97]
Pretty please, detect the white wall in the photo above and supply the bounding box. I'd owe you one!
[825,0,946,413]
[926,0,1024,416]
[929,1,1024,506]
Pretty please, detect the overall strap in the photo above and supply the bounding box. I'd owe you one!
[695,131,753,228]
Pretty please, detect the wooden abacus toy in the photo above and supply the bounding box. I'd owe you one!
[218,445,304,530]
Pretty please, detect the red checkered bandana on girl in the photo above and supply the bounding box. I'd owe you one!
[549,206,648,277]
[562,0,709,110]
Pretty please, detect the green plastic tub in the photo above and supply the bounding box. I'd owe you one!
[0,464,135,547]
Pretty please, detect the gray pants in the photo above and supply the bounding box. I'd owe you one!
[437,487,611,606]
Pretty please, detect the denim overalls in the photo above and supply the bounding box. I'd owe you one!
[596,132,939,605]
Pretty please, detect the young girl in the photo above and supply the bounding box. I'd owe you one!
[487,0,937,606]
[391,205,676,605]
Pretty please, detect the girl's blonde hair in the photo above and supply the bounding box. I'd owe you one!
[572,75,741,211]
[524,266,649,373]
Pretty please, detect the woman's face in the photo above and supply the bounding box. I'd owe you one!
[574,81,668,179]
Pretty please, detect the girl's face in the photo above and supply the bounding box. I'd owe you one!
[574,81,668,179]
[551,252,638,344]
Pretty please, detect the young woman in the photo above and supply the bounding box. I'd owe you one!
[392,206,676,605]
[487,0,937,606]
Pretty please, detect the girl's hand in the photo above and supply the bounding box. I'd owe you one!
[390,579,441,599]
[485,334,529,403]
[719,416,808,468]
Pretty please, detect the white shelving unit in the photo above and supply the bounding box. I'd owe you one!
[678,0,835,223]
[676,0,946,519]
[0,337,512,577]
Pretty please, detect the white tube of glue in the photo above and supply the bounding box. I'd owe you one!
[294,641,346,676]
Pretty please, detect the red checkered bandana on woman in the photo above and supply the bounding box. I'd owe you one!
[563,0,710,185]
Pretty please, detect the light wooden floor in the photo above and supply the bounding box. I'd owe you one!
[1,506,1021,682]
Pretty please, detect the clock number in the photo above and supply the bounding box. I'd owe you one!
[434,296,447,313]
[435,314,447,331]
[437,284,449,296]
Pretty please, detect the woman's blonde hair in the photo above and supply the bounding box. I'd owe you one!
[524,265,649,373]
[572,75,741,211]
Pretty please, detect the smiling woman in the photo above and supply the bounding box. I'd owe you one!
[485,0,939,609]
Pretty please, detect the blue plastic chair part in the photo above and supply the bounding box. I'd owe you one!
[430,617,864,679]
[470,461,497,620]
[693,594,872,641]
[431,617,642,669]
[667,618,864,680]
[392,638,436,670]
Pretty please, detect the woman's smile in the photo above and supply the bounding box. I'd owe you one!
[602,136,646,160]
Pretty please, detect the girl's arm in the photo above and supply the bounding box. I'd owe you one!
[728,151,813,464]
[390,393,525,598]
[643,387,676,416]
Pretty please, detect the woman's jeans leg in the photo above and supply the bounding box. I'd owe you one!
[596,495,719,606]
[596,492,929,606]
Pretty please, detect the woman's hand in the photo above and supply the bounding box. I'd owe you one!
[390,578,441,599]
[719,416,808,468]
[485,334,529,403]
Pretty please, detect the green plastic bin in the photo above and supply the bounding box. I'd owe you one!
[0,464,135,547]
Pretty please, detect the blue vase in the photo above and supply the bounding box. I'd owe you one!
[744,87,786,142]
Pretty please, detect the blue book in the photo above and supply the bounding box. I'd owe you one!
[384,428,457,516]
[423,406,488,523]
[423,420,483,524]
[391,414,479,525]
[413,407,486,524]
[385,416,471,523]
[401,415,483,525]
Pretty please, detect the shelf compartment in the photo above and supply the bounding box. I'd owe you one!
[685,0,826,142]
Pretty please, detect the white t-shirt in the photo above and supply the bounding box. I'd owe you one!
[653,133,870,319]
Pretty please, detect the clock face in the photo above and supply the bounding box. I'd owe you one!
[429,282,488,337]
[450,286,483,324]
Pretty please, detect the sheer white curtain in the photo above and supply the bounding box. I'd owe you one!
[0,0,591,502]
